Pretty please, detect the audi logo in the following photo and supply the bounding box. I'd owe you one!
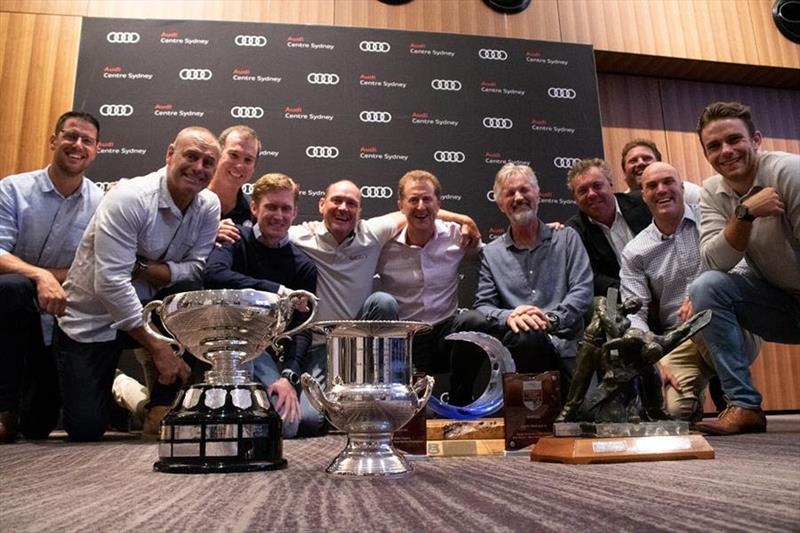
[99,104,133,117]
[234,35,267,47]
[553,157,581,169]
[307,73,340,85]
[431,79,462,91]
[482,117,513,129]
[360,186,393,199]
[93,181,119,193]
[230,106,264,119]
[359,111,392,123]
[179,68,213,81]
[547,87,577,99]
[359,40,391,53]
[241,183,254,195]
[433,151,466,163]
[106,32,140,44]
[486,190,496,202]
[478,48,508,60]
[305,146,340,158]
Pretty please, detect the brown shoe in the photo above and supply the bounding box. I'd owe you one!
[142,405,170,440]
[0,411,18,444]
[695,405,766,436]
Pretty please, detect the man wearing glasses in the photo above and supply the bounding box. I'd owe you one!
[0,111,103,443]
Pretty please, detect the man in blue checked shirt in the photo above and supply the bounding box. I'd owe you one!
[0,111,103,443]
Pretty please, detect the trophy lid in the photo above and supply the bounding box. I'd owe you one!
[310,320,431,338]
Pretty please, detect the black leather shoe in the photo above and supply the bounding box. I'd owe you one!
[0,411,19,444]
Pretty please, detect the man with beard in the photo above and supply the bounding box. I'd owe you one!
[566,158,651,298]
[451,164,593,402]
[55,127,221,441]
[0,111,103,443]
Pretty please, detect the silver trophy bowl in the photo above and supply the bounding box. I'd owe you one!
[142,288,317,473]
[302,320,435,478]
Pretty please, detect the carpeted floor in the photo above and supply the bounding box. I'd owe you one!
[1,415,799,533]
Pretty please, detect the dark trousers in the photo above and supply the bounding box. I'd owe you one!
[412,316,458,375]
[0,274,60,438]
[450,310,566,404]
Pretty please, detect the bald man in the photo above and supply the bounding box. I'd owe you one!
[620,162,758,422]
[56,127,222,441]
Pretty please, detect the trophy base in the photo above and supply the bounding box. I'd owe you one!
[327,432,412,477]
[531,434,715,464]
[154,383,287,474]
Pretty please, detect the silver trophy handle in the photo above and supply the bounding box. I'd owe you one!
[270,290,318,351]
[301,373,343,415]
[411,375,435,412]
[141,300,185,357]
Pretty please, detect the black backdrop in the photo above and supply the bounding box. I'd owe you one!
[75,17,604,236]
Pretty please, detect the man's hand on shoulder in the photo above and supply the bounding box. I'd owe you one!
[32,268,67,316]
[268,377,300,424]
[216,218,241,247]
[546,221,565,231]
[506,304,549,333]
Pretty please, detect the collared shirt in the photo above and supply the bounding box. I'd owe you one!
[376,220,467,324]
[587,198,635,264]
[474,222,593,358]
[0,167,104,343]
[699,151,800,298]
[59,167,220,342]
[0,167,103,268]
[288,215,397,322]
[621,203,703,331]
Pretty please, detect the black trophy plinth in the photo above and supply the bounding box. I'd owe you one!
[154,383,287,473]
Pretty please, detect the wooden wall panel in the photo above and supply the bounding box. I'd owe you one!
[0,0,88,16]
[559,0,761,65]
[0,13,81,178]
[597,74,670,190]
[749,0,800,69]
[86,0,334,24]
[334,0,561,40]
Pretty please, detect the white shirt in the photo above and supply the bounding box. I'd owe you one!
[376,220,466,324]
[588,198,634,264]
[59,168,220,342]
[289,215,397,322]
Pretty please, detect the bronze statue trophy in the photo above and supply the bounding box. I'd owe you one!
[532,288,715,464]
[142,288,316,473]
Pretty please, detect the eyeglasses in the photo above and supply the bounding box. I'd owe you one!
[59,130,97,147]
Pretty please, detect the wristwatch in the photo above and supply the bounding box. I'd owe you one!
[734,203,756,222]
[281,369,300,386]
[544,312,560,331]
[131,257,149,278]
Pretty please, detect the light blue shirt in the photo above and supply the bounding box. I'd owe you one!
[0,167,103,343]
[474,222,593,358]
[59,167,220,342]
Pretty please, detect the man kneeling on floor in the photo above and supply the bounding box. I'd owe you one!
[203,173,322,437]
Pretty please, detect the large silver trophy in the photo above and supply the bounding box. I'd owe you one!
[142,288,316,473]
[302,321,435,478]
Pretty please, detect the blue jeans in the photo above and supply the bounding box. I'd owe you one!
[358,291,399,320]
[689,270,800,408]
[247,346,327,438]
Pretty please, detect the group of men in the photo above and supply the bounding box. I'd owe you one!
[0,99,796,444]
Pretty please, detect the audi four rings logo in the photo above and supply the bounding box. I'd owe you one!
[234,35,267,47]
[478,48,508,60]
[431,79,462,91]
[230,106,264,118]
[548,87,577,99]
[99,104,133,117]
[241,183,254,195]
[486,190,496,202]
[106,32,140,44]
[307,73,340,85]
[482,117,513,129]
[360,186,393,199]
[306,146,340,158]
[434,151,466,163]
[359,111,392,123]
[359,40,391,53]
[553,157,581,169]
[179,69,213,81]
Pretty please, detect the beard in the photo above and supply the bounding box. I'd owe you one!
[507,204,537,226]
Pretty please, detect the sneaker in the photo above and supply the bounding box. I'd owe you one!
[694,405,767,436]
